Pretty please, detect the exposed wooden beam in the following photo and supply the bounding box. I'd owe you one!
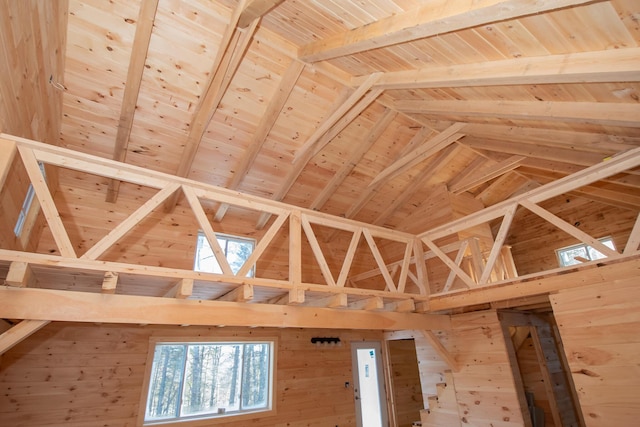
[310,109,397,211]
[237,0,284,28]
[18,147,76,258]
[465,123,640,155]
[430,255,640,311]
[421,144,640,241]
[0,319,50,355]
[256,74,382,228]
[166,4,258,211]
[0,138,16,190]
[422,237,477,289]
[293,73,382,163]
[362,47,640,90]
[393,100,640,128]
[106,0,159,203]
[451,155,525,195]
[299,0,596,62]
[479,203,518,285]
[370,123,466,187]
[0,286,451,330]
[182,185,233,275]
[373,144,461,226]
[519,199,619,258]
[462,137,613,170]
[82,183,181,260]
[5,262,35,287]
[517,168,640,211]
[327,127,434,232]
[214,60,305,222]
[163,278,193,299]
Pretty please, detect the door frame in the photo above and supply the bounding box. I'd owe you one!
[351,341,390,427]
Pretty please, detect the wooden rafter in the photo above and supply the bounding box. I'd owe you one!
[442,240,470,292]
[310,108,397,211]
[393,100,640,128]
[237,0,284,28]
[517,168,640,211]
[298,0,596,62]
[361,47,640,90]
[256,74,383,229]
[214,60,305,222]
[421,144,640,242]
[326,127,434,233]
[370,123,466,187]
[165,2,259,211]
[106,0,159,203]
[293,73,382,163]
[373,144,461,226]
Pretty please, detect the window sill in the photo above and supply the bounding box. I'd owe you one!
[141,408,276,427]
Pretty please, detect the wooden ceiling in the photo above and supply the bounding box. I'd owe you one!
[30,0,640,232]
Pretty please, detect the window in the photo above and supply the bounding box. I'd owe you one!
[14,162,46,237]
[194,232,255,276]
[144,341,274,424]
[556,237,615,267]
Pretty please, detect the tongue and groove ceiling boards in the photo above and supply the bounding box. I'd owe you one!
[59,0,640,231]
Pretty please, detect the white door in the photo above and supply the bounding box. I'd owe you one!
[351,341,389,427]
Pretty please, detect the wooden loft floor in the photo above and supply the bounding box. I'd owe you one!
[2,134,640,330]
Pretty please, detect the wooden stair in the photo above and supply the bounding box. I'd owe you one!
[420,370,462,427]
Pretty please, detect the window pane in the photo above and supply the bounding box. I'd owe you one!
[558,246,588,266]
[226,239,253,275]
[146,345,186,420]
[241,343,270,410]
[194,234,223,274]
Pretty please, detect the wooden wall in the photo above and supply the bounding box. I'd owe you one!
[0,322,383,427]
[507,195,637,275]
[551,275,640,426]
[388,339,423,427]
[416,310,526,427]
[0,0,67,144]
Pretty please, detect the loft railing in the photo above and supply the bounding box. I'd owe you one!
[1,134,640,312]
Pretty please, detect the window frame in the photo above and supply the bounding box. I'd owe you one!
[138,336,277,427]
[193,231,256,277]
[555,236,616,267]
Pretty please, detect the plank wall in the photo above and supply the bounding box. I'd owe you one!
[415,310,526,426]
[507,195,638,275]
[0,0,67,144]
[550,275,640,426]
[388,339,423,427]
[0,322,383,427]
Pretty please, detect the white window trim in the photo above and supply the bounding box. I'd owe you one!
[138,336,277,427]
